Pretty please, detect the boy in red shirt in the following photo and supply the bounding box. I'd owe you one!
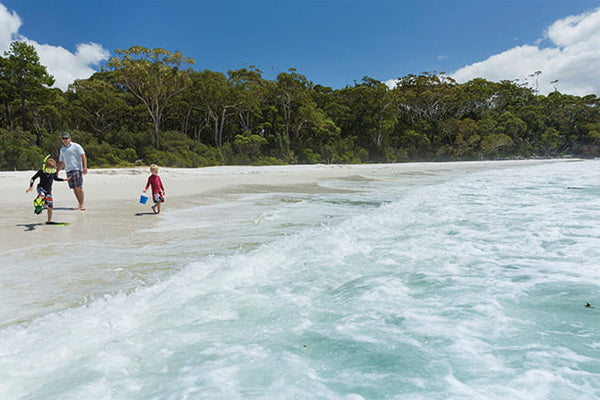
[143,164,165,214]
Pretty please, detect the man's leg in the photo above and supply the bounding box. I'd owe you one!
[73,187,85,210]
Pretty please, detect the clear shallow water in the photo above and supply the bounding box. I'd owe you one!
[1,161,600,399]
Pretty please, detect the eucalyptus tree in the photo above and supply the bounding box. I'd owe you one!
[392,72,461,124]
[66,77,129,142]
[437,118,480,158]
[543,93,600,153]
[0,56,12,127]
[392,72,465,156]
[188,70,239,147]
[515,103,549,155]
[228,66,270,135]
[1,41,54,132]
[304,84,351,161]
[458,78,502,120]
[493,79,536,112]
[337,77,397,159]
[105,46,194,149]
[272,69,337,158]
[29,88,66,137]
[493,111,527,154]
[475,117,514,158]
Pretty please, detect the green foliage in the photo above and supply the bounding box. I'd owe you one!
[105,46,194,149]
[0,128,45,170]
[233,132,268,157]
[0,41,56,133]
[254,156,287,166]
[142,131,225,167]
[85,142,138,168]
[2,41,600,169]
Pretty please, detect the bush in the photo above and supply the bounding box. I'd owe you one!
[254,156,287,166]
[0,129,45,170]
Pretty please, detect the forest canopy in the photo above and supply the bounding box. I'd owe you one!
[1,42,599,170]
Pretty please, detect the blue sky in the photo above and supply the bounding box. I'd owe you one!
[2,0,600,95]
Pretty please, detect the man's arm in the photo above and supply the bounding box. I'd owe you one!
[81,153,88,175]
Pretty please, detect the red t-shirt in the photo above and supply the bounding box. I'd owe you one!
[145,174,165,195]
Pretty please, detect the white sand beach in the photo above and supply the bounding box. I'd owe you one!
[1,160,574,253]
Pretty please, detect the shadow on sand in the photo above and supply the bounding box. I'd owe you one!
[16,223,44,231]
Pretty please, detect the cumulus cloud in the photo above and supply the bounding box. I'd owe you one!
[0,2,109,91]
[452,7,600,96]
[31,41,110,90]
[0,2,20,50]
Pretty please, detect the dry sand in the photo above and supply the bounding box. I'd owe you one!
[0,160,576,253]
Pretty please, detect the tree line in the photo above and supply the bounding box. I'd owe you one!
[2,42,600,171]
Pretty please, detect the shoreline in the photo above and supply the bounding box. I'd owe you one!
[0,159,580,253]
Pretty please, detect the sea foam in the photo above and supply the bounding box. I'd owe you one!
[1,161,600,399]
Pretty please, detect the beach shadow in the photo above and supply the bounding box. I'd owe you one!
[135,212,157,216]
[53,207,79,211]
[16,223,44,231]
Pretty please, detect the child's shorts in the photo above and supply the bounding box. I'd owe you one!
[38,188,53,208]
[153,191,164,203]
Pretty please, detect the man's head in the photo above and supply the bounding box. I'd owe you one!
[60,132,71,145]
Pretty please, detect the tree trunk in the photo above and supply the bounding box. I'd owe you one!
[154,124,160,149]
[3,98,11,127]
[20,92,26,131]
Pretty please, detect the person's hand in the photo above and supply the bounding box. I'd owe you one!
[66,176,72,181]
[25,187,32,193]
[83,168,88,175]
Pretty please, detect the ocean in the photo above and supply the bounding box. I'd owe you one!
[1,160,600,399]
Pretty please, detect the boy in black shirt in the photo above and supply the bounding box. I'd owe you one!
[26,156,70,223]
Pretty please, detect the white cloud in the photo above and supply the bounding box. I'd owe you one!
[452,7,600,96]
[30,41,110,90]
[0,3,110,91]
[0,3,20,51]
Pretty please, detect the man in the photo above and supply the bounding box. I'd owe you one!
[57,132,87,211]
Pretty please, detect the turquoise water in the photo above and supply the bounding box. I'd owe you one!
[1,161,600,399]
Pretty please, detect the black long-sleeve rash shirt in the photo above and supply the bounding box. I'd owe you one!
[29,170,65,193]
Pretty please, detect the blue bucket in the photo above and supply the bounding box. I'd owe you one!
[139,194,148,204]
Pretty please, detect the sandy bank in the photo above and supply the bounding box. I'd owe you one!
[0,159,577,253]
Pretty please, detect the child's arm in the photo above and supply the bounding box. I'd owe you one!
[53,174,70,182]
[143,176,151,192]
[27,171,41,192]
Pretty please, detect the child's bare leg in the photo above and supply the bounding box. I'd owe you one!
[47,208,53,222]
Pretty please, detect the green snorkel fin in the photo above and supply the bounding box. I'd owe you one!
[33,197,45,214]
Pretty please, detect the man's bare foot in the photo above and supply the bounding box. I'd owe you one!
[151,205,157,214]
